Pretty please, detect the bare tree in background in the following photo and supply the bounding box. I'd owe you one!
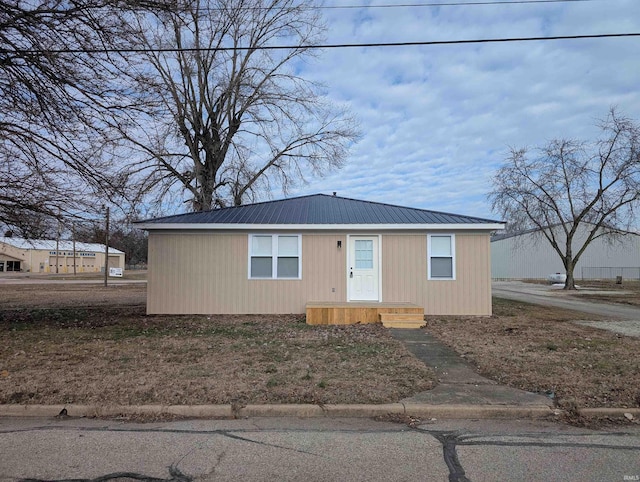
[0,0,165,234]
[118,0,359,211]
[489,108,640,290]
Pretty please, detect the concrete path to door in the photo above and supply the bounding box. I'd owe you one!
[492,280,640,338]
[390,329,553,408]
[389,281,640,408]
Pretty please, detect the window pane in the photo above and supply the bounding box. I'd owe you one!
[251,257,272,277]
[355,240,373,269]
[431,257,453,278]
[278,236,298,256]
[252,236,272,256]
[431,236,451,256]
[277,257,299,278]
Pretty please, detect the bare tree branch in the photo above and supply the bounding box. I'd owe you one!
[0,0,170,235]
[489,107,640,289]
[115,0,359,211]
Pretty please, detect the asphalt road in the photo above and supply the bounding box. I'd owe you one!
[1,417,638,482]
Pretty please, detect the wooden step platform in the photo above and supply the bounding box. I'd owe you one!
[378,312,426,329]
[305,301,424,328]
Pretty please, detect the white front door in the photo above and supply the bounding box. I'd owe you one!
[348,236,380,301]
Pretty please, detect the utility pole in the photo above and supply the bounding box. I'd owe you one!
[55,218,60,274]
[104,206,110,288]
[72,222,77,276]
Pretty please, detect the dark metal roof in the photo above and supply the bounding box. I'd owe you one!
[139,194,502,226]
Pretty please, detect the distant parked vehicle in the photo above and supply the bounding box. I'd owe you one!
[547,273,567,284]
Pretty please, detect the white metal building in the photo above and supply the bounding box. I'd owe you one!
[0,237,125,273]
[491,224,640,280]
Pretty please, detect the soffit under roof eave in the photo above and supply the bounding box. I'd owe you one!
[136,222,506,231]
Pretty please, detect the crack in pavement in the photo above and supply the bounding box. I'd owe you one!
[455,432,640,451]
[418,427,640,482]
[0,425,406,436]
[426,431,470,482]
[17,465,192,482]
[216,429,323,457]
[6,423,638,481]
[0,425,326,458]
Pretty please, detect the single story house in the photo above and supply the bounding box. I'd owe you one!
[136,194,504,322]
[491,224,640,280]
[0,237,125,274]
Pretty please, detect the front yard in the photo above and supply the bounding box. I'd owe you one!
[1,283,639,411]
[427,297,640,409]
[0,284,434,406]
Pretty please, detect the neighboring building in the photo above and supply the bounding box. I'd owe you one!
[0,237,125,274]
[491,224,640,280]
[135,194,504,316]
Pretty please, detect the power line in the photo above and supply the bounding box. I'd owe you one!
[3,32,639,55]
[328,0,600,9]
[199,0,599,11]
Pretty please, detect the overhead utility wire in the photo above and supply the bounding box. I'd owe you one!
[195,0,598,11]
[335,0,596,6]
[5,32,639,55]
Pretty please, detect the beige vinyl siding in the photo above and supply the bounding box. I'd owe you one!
[147,232,346,314]
[148,231,493,315]
[382,233,492,315]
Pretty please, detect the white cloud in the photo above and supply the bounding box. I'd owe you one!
[291,0,640,218]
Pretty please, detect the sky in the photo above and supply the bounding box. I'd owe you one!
[288,0,640,220]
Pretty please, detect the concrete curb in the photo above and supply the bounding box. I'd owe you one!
[0,404,637,420]
[579,408,640,418]
[402,403,555,420]
[0,404,234,419]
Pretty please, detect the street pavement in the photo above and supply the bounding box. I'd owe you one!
[0,417,638,482]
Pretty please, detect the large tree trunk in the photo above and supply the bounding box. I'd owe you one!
[564,258,577,290]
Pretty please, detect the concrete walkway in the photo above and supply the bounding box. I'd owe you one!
[389,329,552,407]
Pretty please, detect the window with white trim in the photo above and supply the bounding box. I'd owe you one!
[428,234,455,280]
[249,234,301,279]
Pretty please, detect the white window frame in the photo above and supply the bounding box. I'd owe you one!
[248,234,302,280]
[427,234,456,280]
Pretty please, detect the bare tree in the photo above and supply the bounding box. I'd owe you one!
[489,108,640,289]
[75,218,148,266]
[118,0,359,211]
[0,0,166,234]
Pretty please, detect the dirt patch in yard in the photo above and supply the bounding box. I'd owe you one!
[0,283,147,310]
[525,279,640,307]
[426,298,640,409]
[0,284,434,406]
[566,280,640,307]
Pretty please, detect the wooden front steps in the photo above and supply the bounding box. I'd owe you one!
[305,302,424,328]
[378,312,426,329]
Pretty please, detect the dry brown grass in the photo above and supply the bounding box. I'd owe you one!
[0,284,434,406]
[4,283,639,411]
[426,297,640,409]
[567,279,640,307]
